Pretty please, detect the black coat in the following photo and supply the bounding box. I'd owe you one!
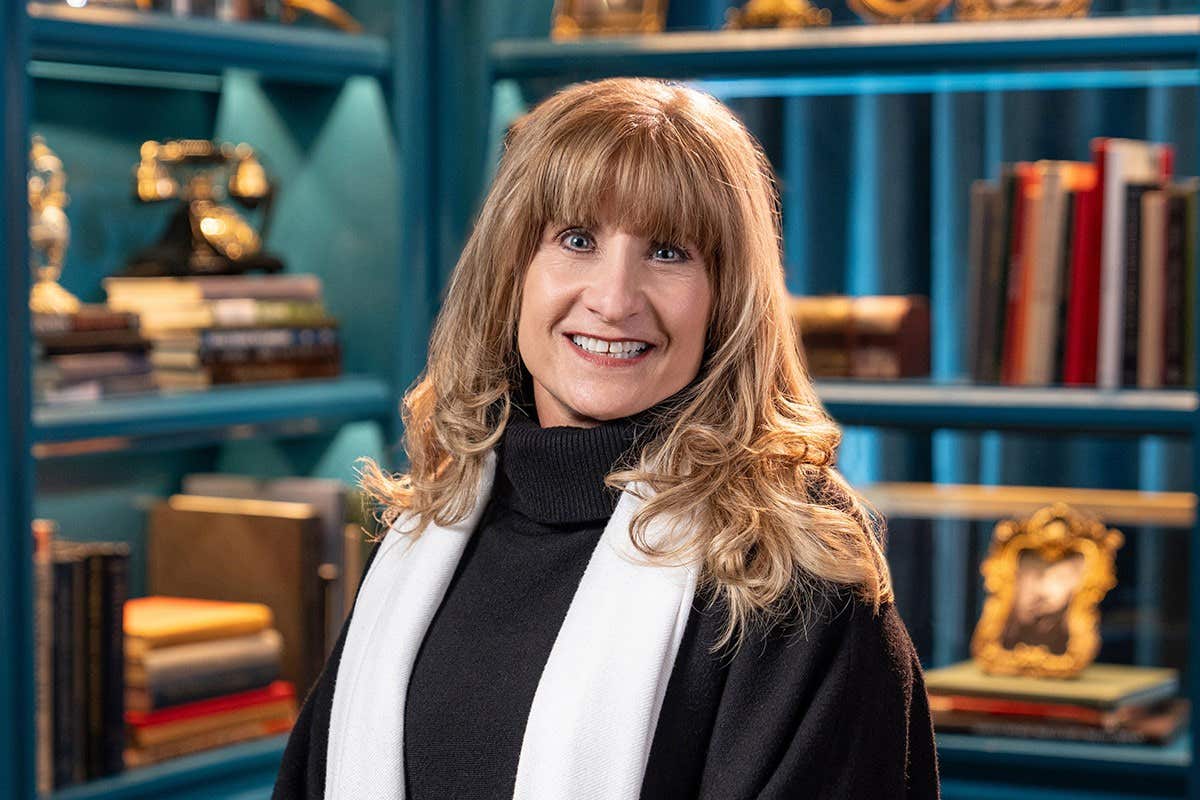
[272,536,941,799]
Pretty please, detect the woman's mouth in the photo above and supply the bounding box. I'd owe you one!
[565,334,655,365]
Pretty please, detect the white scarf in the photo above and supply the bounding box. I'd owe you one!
[324,449,699,799]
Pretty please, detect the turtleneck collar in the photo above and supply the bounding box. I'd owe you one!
[498,413,643,524]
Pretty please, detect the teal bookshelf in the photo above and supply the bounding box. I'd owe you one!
[479,9,1200,800]
[1,0,435,796]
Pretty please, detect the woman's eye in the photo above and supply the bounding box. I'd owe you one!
[653,244,689,262]
[560,230,593,251]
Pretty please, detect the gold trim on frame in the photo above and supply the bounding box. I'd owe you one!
[725,0,832,29]
[551,0,667,40]
[955,0,1091,21]
[970,502,1123,679]
[849,0,951,23]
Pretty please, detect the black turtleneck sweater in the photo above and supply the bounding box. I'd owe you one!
[273,403,941,800]
[404,408,653,798]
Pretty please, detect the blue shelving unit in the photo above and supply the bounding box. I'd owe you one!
[0,0,436,796]
[481,10,1200,800]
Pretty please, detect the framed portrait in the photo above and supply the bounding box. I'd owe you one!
[551,0,668,40]
[956,0,1090,20]
[970,503,1123,679]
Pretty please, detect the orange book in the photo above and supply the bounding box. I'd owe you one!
[124,596,274,659]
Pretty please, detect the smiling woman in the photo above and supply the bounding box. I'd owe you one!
[519,214,712,426]
[273,77,940,800]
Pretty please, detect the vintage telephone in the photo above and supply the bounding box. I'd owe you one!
[124,139,285,277]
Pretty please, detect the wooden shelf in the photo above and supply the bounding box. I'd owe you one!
[32,375,391,456]
[491,14,1200,81]
[28,3,390,85]
[861,482,1195,527]
[814,380,1198,435]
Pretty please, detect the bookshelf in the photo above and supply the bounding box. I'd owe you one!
[1,0,434,797]
[479,8,1200,800]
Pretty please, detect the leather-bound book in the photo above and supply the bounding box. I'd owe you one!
[147,495,326,698]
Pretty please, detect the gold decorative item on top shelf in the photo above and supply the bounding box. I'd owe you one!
[955,0,1090,20]
[971,502,1123,679]
[278,0,362,33]
[28,134,80,315]
[551,0,667,39]
[848,0,950,23]
[126,139,283,277]
[725,0,831,29]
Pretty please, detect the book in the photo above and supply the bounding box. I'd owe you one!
[126,628,283,689]
[182,474,350,657]
[1097,139,1171,389]
[790,295,930,379]
[1063,146,1104,386]
[1121,182,1159,387]
[35,327,152,356]
[125,661,280,712]
[1020,161,1095,386]
[126,681,296,748]
[32,521,54,795]
[123,716,295,767]
[54,541,131,781]
[124,596,274,659]
[50,547,85,788]
[924,660,1178,710]
[32,305,138,336]
[933,698,1188,745]
[929,691,1154,730]
[1138,189,1168,388]
[147,495,326,696]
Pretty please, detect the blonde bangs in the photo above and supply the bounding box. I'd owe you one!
[528,106,730,266]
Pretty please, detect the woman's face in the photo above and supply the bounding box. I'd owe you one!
[517,214,711,428]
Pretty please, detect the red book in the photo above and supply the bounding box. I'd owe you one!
[1063,139,1108,385]
[125,680,295,729]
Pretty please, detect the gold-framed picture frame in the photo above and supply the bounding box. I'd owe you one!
[551,0,668,40]
[970,502,1123,679]
[955,0,1090,21]
[848,0,951,23]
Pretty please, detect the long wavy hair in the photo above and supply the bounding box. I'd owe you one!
[358,76,893,652]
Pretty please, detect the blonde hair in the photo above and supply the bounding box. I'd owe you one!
[358,77,893,652]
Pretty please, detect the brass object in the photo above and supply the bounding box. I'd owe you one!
[725,0,831,28]
[849,0,950,23]
[279,0,363,33]
[971,503,1123,679]
[28,135,80,315]
[551,0,667,40]
[127,139,281,277]
[956,0,1090,20]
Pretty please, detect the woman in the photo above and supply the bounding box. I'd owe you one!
[274,77,940,799]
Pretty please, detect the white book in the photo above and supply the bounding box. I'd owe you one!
[1097,139,1165,390]
[1138,190,1168,388]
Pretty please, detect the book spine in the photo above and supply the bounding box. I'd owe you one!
[1054,191,1078,383]
[1122,183,1153,387]
[51,559,74,789]
[142,662,280,710]
[101,552,129,777]
[34,540,53,795]
[208,358,341,385]
[933,713,1169,745]
[199,341,341,366]
[1164,193,1188,387]
[84,553,104,780]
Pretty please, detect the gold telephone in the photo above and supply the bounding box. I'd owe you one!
[125,139,285,277]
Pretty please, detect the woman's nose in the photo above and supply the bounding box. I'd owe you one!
[583,239,644,323]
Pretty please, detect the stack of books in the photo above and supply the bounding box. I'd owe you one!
[31,304,157,405]
[789,294,930,379]
[925,659,1188,745]
[33,520,131,793]
[102,274,341,391]
[123,596,297,767]
[967,138,1197,389]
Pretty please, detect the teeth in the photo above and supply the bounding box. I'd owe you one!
[570,335,649,358]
